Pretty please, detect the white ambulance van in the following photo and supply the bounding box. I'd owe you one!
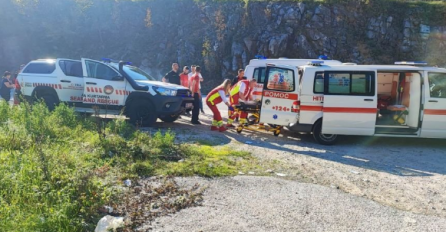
[258,61,446,145]
[18,58,194,127]
[244,58,343,101]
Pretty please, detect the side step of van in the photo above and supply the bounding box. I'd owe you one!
[375,126,418,135]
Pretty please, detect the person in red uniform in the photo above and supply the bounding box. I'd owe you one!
[179,66,189,88]
[206,79,232,132]
[189,66,202,124]
[227,79,257,127]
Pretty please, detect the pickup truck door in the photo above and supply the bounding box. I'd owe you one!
[81,58,127,107]
[259,65,299,126]
[58,59,84,102]
[420,72,446,138]
[322,70,377,135]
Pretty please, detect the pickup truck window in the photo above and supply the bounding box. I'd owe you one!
[59,60,83,77]
[86,61,121,81]
[23,62,56,74]
[428,72,446,98]
[124,66,156,81]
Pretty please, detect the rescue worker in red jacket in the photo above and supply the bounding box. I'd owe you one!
[227,78,257,127]
[206,79,232,132]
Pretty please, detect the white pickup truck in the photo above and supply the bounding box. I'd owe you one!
[18,58,194,126]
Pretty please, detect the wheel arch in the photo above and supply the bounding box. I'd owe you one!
[124,91,155,115]
[32,86,60,102]
[312,117,323,133]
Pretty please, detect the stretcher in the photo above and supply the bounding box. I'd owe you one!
[232,101,283,136]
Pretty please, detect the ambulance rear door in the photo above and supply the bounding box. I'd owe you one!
[322,70,378,135]
[259,65,299,126]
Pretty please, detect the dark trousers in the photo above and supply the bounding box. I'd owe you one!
[192,93,200,122]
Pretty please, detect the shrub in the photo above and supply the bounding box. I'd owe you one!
[0,101,258,231]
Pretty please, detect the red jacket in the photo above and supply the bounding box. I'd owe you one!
[206,86,225,105]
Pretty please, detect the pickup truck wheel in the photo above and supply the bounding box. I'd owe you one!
[128,100,157,127]
[312,120,338,145]
[159,115,180,123]
[41,94,58,111]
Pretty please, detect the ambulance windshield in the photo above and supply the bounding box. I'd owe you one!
[124,66,156,81]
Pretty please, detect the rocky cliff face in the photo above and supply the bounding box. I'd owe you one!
[1,0,446,90]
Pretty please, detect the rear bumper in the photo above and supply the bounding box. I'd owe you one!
[154,96,194,116]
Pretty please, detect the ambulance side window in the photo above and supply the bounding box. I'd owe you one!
[313,72,324,93]
[325,71,375,96]
[266,67,295,92]
[428,73,446,98]
[253,68,266,83]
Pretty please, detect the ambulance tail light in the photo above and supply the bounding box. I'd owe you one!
[292,101,300,113]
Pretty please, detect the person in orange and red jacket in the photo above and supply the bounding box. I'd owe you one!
[179,66,189,88]
[189,66,202,124]
[227,78,257,127]
[228,69,247,120]
[206,79,232,132]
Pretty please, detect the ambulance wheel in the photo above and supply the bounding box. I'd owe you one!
[236,126,243,134]
[273,129,281,137]
[312,120,338,145]
[159,114,180,123]
[128,100,157,127]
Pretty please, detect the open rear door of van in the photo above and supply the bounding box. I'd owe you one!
[259,65,299,126]
[322,70,378,135]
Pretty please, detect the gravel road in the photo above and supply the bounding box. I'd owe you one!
[147,176,446,232]
[139,98,446,231]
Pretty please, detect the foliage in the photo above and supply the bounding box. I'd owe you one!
[0,101,256,231]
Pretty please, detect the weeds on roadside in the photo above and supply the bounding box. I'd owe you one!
[0,101,259,231]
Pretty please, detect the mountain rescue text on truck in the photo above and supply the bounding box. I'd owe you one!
[257,61,446,145]
[18,58,194,126]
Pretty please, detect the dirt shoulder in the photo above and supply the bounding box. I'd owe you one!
[147,109,446,220]
[147,176,446,232]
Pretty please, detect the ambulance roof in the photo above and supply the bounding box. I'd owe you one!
[302,64,446,73]
[248,58,342,67]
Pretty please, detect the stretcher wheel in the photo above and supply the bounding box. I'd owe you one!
[236,126,243,134]
[273,129,281,137]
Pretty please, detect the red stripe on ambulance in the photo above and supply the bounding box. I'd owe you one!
[425,109,446,115]
[324,107,377,114]
[263,91,298,100]
[301,105,323,111]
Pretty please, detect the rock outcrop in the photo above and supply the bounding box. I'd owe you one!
[1,0,446,90]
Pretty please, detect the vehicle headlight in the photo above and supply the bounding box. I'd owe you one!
[152,86,177,96]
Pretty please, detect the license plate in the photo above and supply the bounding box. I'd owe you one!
[185,103,193,109]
